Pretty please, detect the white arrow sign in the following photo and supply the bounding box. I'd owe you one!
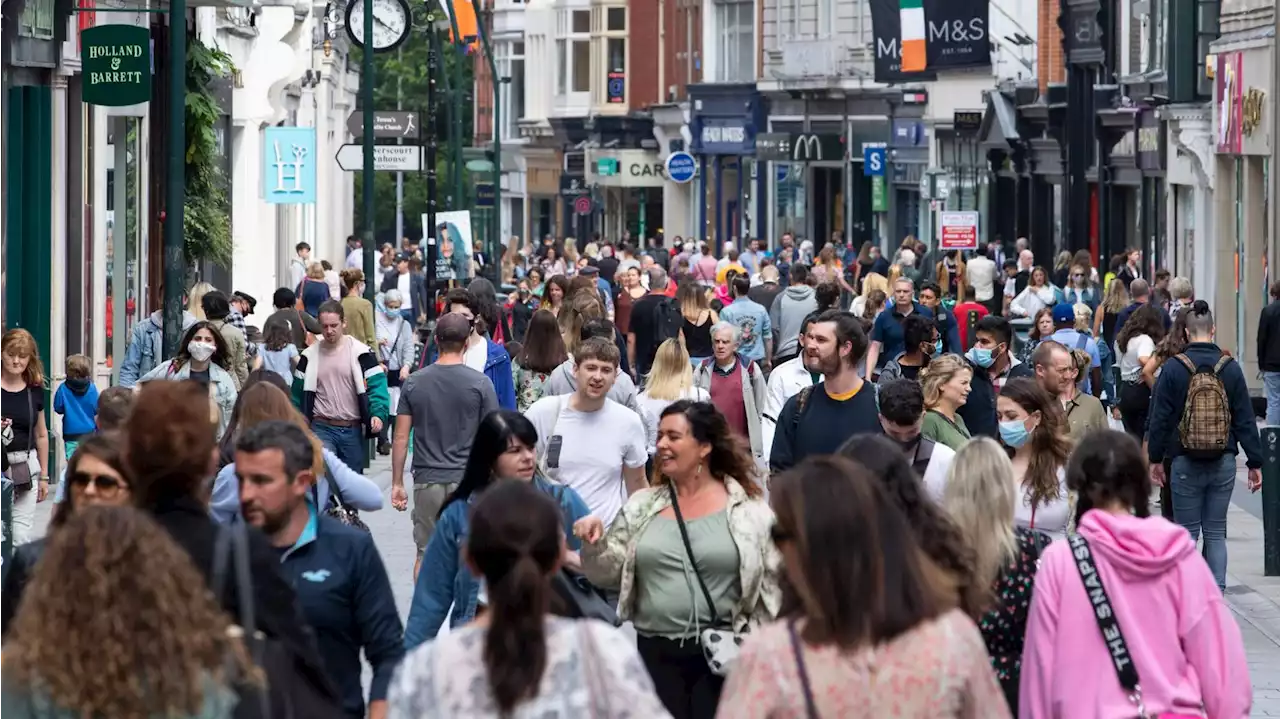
[334,144,422,172]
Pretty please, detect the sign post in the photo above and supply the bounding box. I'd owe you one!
[335,144,424,172]
[939,210,980,251]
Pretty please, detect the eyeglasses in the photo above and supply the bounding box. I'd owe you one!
[70,472,125,493]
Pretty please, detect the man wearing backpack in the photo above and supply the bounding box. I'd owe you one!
[626,267,680,379]
[1147,300,1263,591]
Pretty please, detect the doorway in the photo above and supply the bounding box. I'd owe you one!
[810,166,842,251]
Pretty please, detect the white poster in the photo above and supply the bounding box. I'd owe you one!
[422,210,474,282]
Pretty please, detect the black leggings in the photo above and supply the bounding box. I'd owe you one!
[636,634,724,719]
[1118,381,1151,441]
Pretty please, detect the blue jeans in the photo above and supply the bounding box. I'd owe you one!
[1171,454,1236,590]
[312,421,366,474]
[1264,371,1280,426]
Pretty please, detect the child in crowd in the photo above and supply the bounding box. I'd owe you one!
[54,385,136,503]
[53,354,98,459]
[255,317,300,385]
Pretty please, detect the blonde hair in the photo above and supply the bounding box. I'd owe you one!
[887,265,903,286]
[306,261,326,281]
[1073,303,1092,332]
[559,293,604,356]
[860,272,889,299]
[1,329,45,386]
[941,437,1018,596]
[186,282,214,320]
[644,339,694,401]
[919,353,972,409]
[562,238,579,265]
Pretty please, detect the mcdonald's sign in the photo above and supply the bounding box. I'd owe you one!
[755,133,845,163]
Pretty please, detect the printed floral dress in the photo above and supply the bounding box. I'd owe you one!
[513,363,553,413]
[978,526,1046,713]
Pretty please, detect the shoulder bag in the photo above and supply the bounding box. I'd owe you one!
[1068,534,1202,719]
[668,484,745,676]
[789,619,820,719]
[547,483,620,626]
[318,468,368,532]
[4,389,38,490]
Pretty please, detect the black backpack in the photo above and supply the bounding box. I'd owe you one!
[653,297,683,342]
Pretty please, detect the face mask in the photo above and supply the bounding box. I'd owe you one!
[934,338,943,355]
[999,419,1032,448]
[967,346,995,368]
[375,298,388,314]
[188,341,216,362]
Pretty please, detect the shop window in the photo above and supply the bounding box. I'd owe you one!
[572,9,590,33]
[18,0,54,39]
[607,7,626,31]
[773,164,807,248]
[716,0,754,83]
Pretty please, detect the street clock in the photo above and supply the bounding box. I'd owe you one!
[345,0,412,52]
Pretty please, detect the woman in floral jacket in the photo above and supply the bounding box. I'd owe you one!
[574,400,780,719]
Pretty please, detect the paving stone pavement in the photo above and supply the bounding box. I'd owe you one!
[24,452,1280,715]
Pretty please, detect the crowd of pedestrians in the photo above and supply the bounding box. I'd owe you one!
[0,230,1274,718]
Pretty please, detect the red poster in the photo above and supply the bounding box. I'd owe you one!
[1216,52,1244,154]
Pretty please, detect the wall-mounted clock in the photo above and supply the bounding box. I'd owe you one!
[345,0,411,52]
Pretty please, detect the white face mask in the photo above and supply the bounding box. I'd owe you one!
[188,341,216,362]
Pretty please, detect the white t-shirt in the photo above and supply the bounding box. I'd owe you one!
[526,395,648,528]
[397,272,414,311]
[966,256,997,301]
[920,442,956,500]
[463,335,488,373]
[1117,334,1155,383]
[346,247,363,269]
[636,387,711,455]
[1014,466,1070,541]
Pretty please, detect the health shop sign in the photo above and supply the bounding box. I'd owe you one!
[939,211,980,251]
[870,0,990,84]
[81,25,151,107]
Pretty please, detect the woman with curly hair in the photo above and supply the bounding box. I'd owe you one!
[1,433,132,638]
[1,505,255,718]
[997,378,1074,540]
[838,434,987,620]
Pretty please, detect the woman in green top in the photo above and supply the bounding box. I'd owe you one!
[920,353,974,450]
[339,268,377,349]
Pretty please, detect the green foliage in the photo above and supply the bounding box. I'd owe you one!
[350,22,475,239]
[184,38,234,268]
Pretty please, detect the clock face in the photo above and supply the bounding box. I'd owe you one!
[346,0,411,52]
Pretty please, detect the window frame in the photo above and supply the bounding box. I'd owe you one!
[557,8,592,102]
[716,0,754,83]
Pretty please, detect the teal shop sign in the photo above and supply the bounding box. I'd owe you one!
[263,127,318,204]
[81,25,152,107]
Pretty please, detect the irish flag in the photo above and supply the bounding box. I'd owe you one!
[899,0,926,72]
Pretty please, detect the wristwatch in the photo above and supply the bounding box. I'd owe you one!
[39,474,50,482]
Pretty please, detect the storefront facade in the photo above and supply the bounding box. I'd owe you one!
[688,83,765,249]
[585,148,666,241]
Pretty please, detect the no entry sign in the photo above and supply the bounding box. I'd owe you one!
[939,211,980,251]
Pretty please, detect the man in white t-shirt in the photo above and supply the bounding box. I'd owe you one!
[965,251,996,306]
[345,235,363,269]
[525,336,648,528]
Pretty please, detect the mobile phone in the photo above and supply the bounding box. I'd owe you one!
[546,435,563,469]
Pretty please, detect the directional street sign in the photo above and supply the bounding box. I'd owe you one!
[346,111,420,139]
[335,144,422,172]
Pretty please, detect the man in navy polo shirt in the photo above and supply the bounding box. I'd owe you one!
[865,277,935,378]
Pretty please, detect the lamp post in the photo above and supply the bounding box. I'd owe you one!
[469,0,500,259]
[162,0,188,357]
[361,2,376,299]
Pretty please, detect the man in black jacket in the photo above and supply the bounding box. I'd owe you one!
[1260,280,1280,426]
[957,315,1034,438]
[379,252,429,326]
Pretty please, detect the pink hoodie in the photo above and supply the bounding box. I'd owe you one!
[1019,510,1252,718]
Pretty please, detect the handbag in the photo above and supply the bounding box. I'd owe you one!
[212,521,346,719]
[1068,534,1203,719]
[789,619,820,719]
[668,483,745,676]
[319,469,368,532]
[4,389,37,491]
[548,483,619,626]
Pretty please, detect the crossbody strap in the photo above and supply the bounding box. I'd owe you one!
[789,619,820,719]
[667,484,723,627]
[1068,534,1147,713]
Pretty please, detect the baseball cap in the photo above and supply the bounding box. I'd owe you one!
[1051,303,1075,325]
[434,313,472,345]
[394,252,411,263]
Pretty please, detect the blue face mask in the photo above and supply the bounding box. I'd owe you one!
[934,338,944,355]
[999,419,1032,448]
[966,346,995,368]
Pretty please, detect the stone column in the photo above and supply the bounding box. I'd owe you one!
[50,74,69,458]
[315,56,333,257]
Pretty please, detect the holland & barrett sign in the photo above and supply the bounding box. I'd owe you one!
[81,25,152,107]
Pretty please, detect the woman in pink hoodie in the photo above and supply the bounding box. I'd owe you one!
[1019,429,1252,718]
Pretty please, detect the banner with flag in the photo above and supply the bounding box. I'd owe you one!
[870,0,990,83]
[437,0,479,49]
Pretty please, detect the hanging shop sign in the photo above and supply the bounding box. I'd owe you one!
[869,0,989,84]
[1216,52,1243,154]
[81,24,152,107]
[871,176,888,212]
[262,127,318,204]
[665,152,697,184]
[1243,88,1265,137]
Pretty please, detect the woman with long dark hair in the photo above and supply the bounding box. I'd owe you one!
[838,434,986,619]
[391,481,668,717]
[1,433,132,637]
[512,310,568,412]
[2,506,254,718]
[403,410,592,649]
[1021,430,1251,717]
[137,321,238,439]
[998,378,1074,540]
[468,277,514,345]
[1114,302,1166,440]
[716,456,1008,717]
[574,400,778,719]
[541,274,570,317]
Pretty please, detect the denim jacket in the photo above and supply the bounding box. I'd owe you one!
[118,310,197,387]
[402,476,591,650]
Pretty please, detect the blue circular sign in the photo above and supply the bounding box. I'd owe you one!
[664,151,697,184]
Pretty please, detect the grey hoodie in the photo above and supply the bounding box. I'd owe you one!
[770,285,818,359]
[540,358,656,448]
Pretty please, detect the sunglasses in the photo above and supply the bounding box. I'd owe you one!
[70,472,125,493]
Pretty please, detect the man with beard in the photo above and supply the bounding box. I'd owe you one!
[769,309,881,472]
[868,378,955,497]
